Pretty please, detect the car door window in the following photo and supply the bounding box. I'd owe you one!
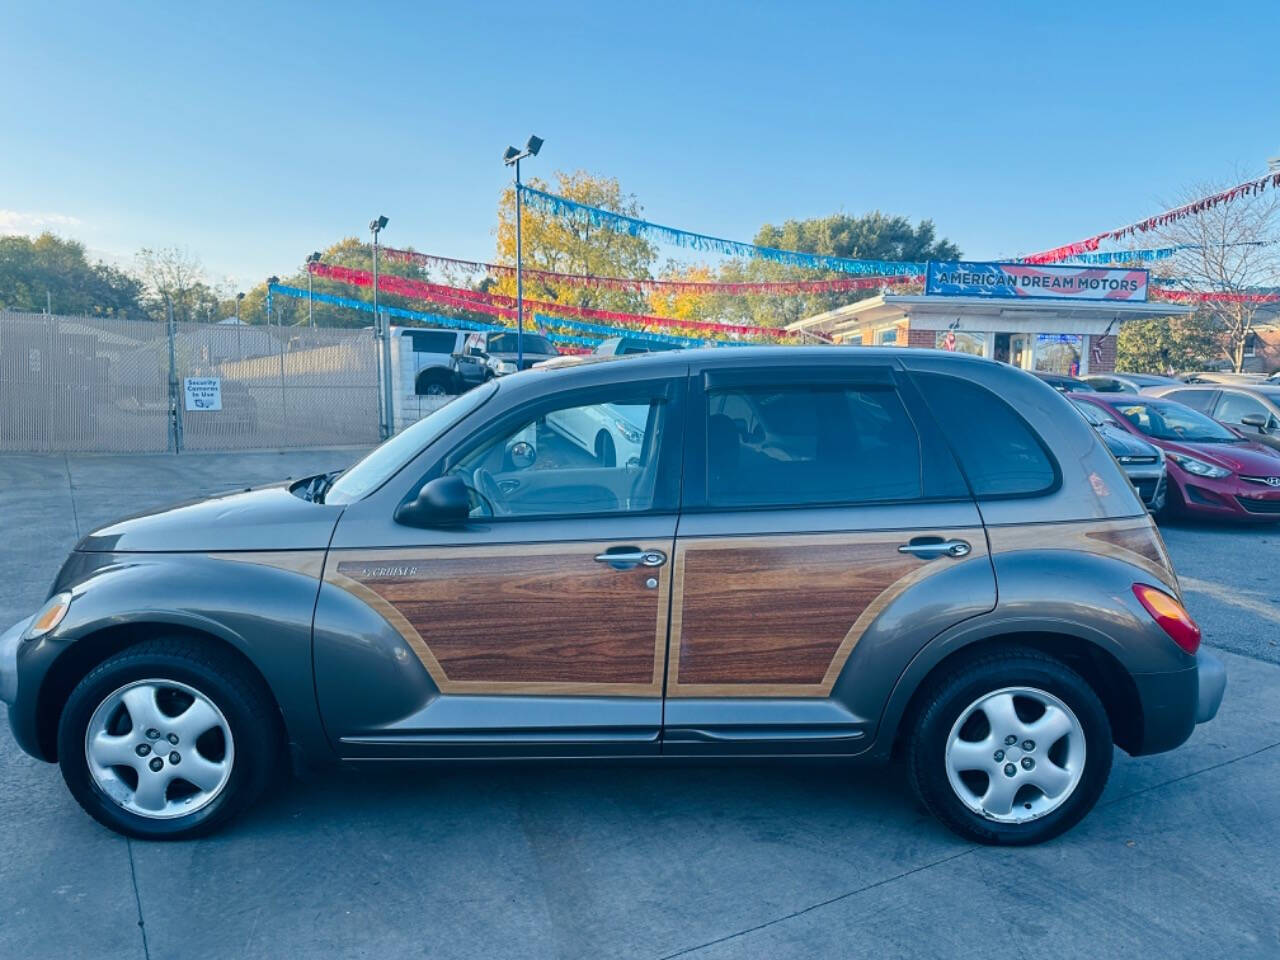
[1163,389,1217,414]
[705,384,922,506]
[446,383,676,518]
[1214,391,1268,425]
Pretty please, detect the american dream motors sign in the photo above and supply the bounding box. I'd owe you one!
[926,261,1149,302]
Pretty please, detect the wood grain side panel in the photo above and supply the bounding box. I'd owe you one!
[989,518,1177,591]
[326,543,669,696]
[673,541,921,687]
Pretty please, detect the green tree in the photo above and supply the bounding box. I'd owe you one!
[494,170,657,316]
[683,212,961,329]
[1117,312,1220,374]
[0,233,145,318]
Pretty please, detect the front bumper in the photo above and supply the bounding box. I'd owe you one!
[0,614,32,707]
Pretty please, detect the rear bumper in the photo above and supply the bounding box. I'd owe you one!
[1128,649,1226,755]
[1195,650,1226,723]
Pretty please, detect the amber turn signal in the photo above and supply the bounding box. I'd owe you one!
[22,592,72,641]
[1132,584,1201,655]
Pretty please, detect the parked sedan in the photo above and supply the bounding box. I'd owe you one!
[1147,383,1280,454]
[1070,398,1166,511]
[1082,372,1181,394]
[1032,372,1093,393]
[1,350,1224,846]
[1073,393,1280,521]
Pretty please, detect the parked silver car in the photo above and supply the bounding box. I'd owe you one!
[1070,397,1167,511]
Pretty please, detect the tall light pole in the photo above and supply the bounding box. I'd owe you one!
[502,135,543,370]
[369,216,391,439]
[235,291,244,358]
[306,252,322,327]
[266,276,279,327]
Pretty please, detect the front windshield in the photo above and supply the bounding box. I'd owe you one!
[1070,398,1108,426]
[325,382,498,504]
[1111,399,1240,443]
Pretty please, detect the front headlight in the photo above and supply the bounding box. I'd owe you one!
[22,592,72,640]
[613,419,643,444]
[1166,452,1231,479]
[488,358,517,375]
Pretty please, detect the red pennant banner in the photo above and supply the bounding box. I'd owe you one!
[309,262,802,339]
[380,247,919,297]
[1152,289,1280,304]
[1024,171,1280,265]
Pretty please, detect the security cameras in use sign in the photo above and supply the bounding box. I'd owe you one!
[183,377,222,411]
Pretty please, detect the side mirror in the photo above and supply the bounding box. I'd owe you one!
[394,475,471,527]
[1240,413,1268,430]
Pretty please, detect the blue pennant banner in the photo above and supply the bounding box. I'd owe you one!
[1059,247,1183,265]
[519,186,925,278]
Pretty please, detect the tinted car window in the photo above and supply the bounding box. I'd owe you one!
[1214,391,1269,424]
[705,386,922,507]
[1161,388,1217,414]
[406,330,459,354]
[915,374,1056,497]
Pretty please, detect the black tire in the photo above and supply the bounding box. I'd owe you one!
[416,370,457,397]
[57,637,282,840]
[595,431,617,467]
[906,648,1112,846]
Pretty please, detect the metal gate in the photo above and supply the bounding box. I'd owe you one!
[0,311,381,453]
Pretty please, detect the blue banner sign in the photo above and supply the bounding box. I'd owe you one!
[925,261,1149,302]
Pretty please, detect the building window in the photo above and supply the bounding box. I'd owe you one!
[1034,334,1082,376]
[876,327,898,345]
[1244,332,1258,358]
[936,330,986,356]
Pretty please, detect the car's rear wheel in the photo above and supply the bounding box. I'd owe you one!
[57,638,281,840]
[906,649,1112,845]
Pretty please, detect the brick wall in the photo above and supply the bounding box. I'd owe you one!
[1090,334,1116,373]
[907,326,935,348]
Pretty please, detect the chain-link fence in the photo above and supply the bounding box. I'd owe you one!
[0,311,381,453]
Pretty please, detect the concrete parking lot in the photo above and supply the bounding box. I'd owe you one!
[1,450,1278,959]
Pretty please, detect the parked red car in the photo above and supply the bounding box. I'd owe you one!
[1073,393,1280,522]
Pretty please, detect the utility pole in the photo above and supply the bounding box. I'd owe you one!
[369,216,391,438]
[502,135,543,370]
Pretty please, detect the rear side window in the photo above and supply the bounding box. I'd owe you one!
[1162,389,1217,414]
[406,330,458,354]
[705,385,922,507]
[914,373,1056,497]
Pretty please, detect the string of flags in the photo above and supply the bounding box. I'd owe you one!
[380,246,919,296]
[518,186,926,277]
[1023,170,1280,264]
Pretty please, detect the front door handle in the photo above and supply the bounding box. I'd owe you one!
[594,548,667,570]
[898,537,971,559]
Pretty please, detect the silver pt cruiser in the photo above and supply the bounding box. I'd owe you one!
[1,348,1225,844]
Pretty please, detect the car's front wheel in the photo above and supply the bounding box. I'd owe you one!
[57,637,281,840]
[907,649,1113,845]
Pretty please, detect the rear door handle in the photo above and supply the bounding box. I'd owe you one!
[898,537,971,559]
[594,548,667,570]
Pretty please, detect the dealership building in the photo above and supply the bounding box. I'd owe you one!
[788,261,1192,375]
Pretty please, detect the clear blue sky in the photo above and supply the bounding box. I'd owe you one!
[3,1,1276,289]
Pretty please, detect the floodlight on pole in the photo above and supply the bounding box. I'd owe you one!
[369,216,392,439]
[502,134,544,370]
[306,252,322,327]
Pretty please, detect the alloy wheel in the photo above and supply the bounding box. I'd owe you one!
[84,678,235,820]
[944,686,1085,824]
